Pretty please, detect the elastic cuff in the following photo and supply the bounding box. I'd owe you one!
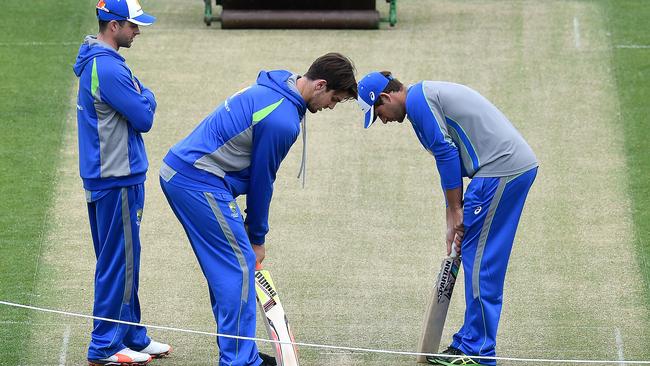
[249,234,266,245]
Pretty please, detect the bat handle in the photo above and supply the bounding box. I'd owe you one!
[450,242,460,259]
[255,262,263,271]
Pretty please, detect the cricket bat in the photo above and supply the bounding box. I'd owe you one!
[255,263,300,366]
[416,245,461,363]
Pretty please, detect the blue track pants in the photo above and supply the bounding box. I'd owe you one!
[86,185,150,360]
[160,177,261,366]
[450,167,537,365]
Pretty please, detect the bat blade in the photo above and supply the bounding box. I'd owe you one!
[255,265,300,366]
[416,253,461,363]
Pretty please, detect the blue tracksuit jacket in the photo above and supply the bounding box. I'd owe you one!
[73,35,156,190]
[162,70,306,244]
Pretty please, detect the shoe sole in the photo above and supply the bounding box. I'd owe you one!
[88,359,151,366]
[428,359,485,366]
[149,350,171,359]
[148,346,172,359]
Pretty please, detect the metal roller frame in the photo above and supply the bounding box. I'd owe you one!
[203,0,398,28]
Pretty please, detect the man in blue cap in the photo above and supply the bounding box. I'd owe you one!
[357,71,538,366]
[73,1,170,364]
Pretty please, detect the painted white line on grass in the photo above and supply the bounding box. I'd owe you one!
[615,328,626,366]
[0,41,78,47]
[59,325,71,366]
[0,320,85,326]
[615,45,650,49]
[2,300,650,365]
[573,16,581,49]
[0,320,29,325]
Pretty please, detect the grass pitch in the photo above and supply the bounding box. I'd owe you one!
[1,1,649,365]
[0,1,94,364]
[606,0,650,307]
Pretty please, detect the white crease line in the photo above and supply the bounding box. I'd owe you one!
[615,45,650,49]
[573,16,581,49]
[615,328,626,366]
[59,325,71,366]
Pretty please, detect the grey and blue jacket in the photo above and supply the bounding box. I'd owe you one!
[73,35,157,191]
[161,70,306,244]
[406,81,538,190]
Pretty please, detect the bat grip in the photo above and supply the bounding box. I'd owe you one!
[450,242,460,259]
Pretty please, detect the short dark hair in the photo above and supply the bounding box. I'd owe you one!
[305,53,357,99]
[97,10,126,32]
[374,70,404,107]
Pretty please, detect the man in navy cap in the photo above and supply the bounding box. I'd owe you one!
[73,1,170,364]
[357,71,538,366]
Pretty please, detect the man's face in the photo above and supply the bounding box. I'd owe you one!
[114,21,140,48]
[374,93,406,124]
[307,82,348,113]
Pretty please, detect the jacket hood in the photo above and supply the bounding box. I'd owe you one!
[73,35,123,77]
[256,70,307,118]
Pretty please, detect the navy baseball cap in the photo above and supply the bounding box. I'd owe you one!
[96,0,156,26]
[357,71,391,128]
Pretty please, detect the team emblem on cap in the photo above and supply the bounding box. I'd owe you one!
[369,91,375,101]
[96,0,107,11]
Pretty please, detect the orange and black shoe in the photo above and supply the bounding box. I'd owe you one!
[426,346,488,366]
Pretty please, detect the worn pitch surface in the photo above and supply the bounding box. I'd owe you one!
[22,1,649,365]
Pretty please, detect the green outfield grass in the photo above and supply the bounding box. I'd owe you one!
[605,0,650,305]
[0,0,93,363]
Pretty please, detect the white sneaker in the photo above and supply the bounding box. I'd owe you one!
[139,340,172,358]
[88,347,152,365]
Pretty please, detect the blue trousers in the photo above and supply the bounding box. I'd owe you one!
[160,177,261,366]
[450,167,537,365]
[86,185,150,360]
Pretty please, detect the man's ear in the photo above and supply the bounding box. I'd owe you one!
[380,92,391,104]
[108,20,119,32]
[314,79,327,91]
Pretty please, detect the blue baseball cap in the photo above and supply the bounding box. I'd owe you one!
[96,0,156,26]
[357,71,391,128]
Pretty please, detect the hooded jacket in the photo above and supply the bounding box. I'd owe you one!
[73,35,156,191]
[161,70,307,244]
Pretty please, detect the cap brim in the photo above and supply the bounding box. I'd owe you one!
[364,108,377,129]
[128,12,156,26]
[358,97,377,129]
